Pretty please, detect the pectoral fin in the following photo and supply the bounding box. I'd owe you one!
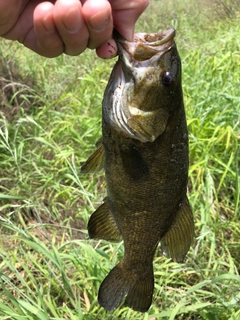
[81,140,105,173]
[161,197,194,263]
[120,140,149,180]
[88,200,122,242]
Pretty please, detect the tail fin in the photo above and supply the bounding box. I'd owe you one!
[98,262,154,312]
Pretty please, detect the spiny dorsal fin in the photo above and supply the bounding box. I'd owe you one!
[161,196,194,263]
[88,200,122,242]
[81,140,105,173]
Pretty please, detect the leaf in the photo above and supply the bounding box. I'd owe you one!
[18,300,49,320]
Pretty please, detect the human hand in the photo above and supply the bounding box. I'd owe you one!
[0,0,149,58]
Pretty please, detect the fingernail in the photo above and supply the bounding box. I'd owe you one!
[88,10,110,32]
[106,39,117,58]
[64,8,82,32]
[96,39,117,59]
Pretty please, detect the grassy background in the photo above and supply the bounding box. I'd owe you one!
[0,0,239,319]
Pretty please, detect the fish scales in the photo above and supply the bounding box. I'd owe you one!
[81,29,194,312]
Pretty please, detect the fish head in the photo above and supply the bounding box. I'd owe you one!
[106,29,183,143]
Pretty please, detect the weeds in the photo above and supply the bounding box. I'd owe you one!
[201,0,240,20]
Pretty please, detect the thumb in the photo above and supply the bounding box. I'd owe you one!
[110,0,150,41]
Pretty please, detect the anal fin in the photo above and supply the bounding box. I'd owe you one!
[81,140,105,173]
[88,200,122,242]
[161,196,194,263]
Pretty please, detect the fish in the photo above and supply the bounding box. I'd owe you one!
[81,28,194,312]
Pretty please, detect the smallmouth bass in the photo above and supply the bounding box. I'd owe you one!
[81,29,194,312]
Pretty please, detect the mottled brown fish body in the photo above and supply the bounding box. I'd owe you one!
[81,29,194,312]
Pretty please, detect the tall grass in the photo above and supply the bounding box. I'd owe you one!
[0,0,239,319]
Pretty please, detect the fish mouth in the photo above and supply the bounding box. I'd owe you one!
[114,28,175,63]
[109,29,175,143]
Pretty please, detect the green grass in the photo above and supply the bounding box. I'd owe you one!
[0,0,239,319]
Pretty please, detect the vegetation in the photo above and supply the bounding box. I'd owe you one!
[0,0,239,319]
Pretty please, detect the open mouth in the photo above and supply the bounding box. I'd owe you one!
[114,29,176,61]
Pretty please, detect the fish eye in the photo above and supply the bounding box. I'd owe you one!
[161,71,175,86]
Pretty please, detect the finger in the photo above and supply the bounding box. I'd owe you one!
[110,0,150,41]
[33,2,65,57]
[0,0,24,36]
[53,0,89,56]
[96,0,150,60]
[1,0,39,43]
[82,0,113,49]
